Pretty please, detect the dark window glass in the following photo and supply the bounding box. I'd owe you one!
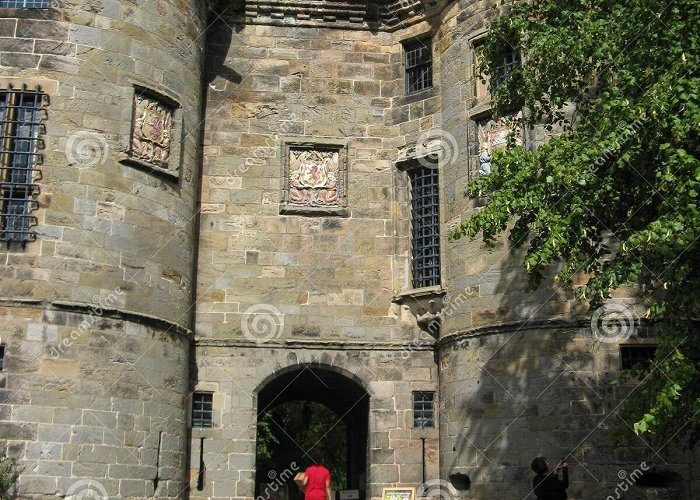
[0,87,44,243]
[620,345,657,370]
[410,166,440,288]
[192,392,213,428]
[0,345,5,371]
[404,38,432,94]
[492,47,521,88]
[413,391,434,428]
[0,0,49,7]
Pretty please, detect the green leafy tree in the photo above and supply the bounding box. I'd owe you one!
[0,452,20,499]
[452,0,699,446]
[257,401,347,492]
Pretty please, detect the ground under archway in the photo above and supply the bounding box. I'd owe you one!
[255,365,369,500]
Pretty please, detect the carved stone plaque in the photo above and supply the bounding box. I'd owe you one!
[288,149,340,207]
[130,93,173,169]
[280,140,348,216]
[476,114,522,176]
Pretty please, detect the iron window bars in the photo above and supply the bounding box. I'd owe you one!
[620,345,657,370]
[0,85,45,245]
[410,166,440,288]
[0,0,49,7]
[192,392,213,428]
[492,47,521,89]
[404,37,433,94]
[413,391,434,428]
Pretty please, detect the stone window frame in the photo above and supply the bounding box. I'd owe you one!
[469,29,492,112]
[279,137,349,217]
[469,29,523,113]
[393,155,447,301]
[468,30,527,181]
[0,83,47,246]
[413,390,435,428]
[191,391,214,428]
[403,35,433,95]
[118,83,183,182]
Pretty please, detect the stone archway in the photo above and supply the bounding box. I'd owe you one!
[255,364,370,500]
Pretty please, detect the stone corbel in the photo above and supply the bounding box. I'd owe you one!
[393,286,446,337]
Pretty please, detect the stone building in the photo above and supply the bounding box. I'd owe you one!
[0,0,696,498]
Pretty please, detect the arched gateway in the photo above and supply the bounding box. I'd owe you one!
[255,365,370,500]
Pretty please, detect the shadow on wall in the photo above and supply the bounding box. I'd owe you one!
[441,247,692,499]
[205,7,245,85]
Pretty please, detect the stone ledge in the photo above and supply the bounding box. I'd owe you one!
[392,285,446,304]
[279,205,350,217]
[118,155,180,182]
[0,298,192,339]
[195,338,434,351]
[438,318,590,348]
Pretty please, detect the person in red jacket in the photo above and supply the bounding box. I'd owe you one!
[531,456,569,500]
[302,463,332,500]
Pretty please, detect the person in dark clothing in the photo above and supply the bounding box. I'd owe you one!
[531,456,569,500]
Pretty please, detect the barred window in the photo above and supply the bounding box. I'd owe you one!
[492,47,521,89]
[620,345,657,370]
[192,392,213,428]
[413,391,434,428]
[409,166,440,288]
[0,86,45,244]
[0,0,49,7]
[404,37,432,94]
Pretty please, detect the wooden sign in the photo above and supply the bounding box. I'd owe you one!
[382,487,415,500]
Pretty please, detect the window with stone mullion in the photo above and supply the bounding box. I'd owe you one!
[404,38,433,94]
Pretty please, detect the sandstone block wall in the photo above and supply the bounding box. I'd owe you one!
[439,328,698,499]
[189,347,438,500]
[0,307,190,497]
[0,0,205,323]
[198,17,422,343]
[0,0,207,496]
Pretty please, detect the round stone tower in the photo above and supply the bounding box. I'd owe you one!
[0,0,206,496]
[434,2,695,499]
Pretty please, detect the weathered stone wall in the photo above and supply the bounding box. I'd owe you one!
[198,17,418,344]
[0,0,205,324]
[189,346,438,500]
[0,306,190,497]
[431,2,698,499]
[195,11,444,499]
[439,328,697,499]
[0,0,207,496]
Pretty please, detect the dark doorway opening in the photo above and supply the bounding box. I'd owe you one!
[255,365,369,500]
